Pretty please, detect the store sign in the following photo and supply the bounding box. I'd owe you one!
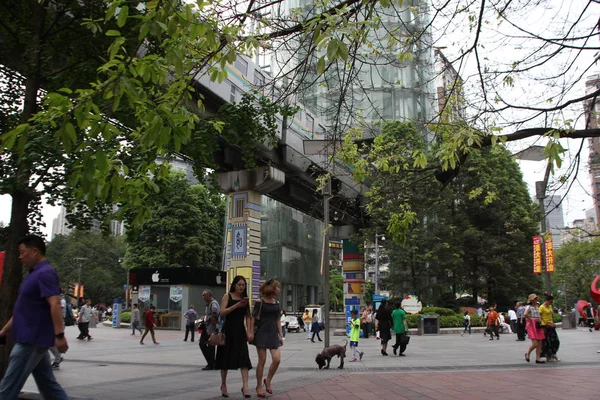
[169,285,183,302]
[533,236,542,274]
[138,285,151,302]
[545,234,555,273]
[401,295,422,314]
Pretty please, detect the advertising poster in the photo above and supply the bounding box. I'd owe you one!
[138,285,151,302]
[533,236,542,274]
[169,285,183,302]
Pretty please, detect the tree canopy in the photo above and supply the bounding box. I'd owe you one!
[124,170,225,270]
[46,231,126,305]
[554,239,600,307]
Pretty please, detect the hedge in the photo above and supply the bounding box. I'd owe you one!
[120,311,131,323]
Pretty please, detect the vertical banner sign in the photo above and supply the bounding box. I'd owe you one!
[545,233,555,273]
[533,236,542,274]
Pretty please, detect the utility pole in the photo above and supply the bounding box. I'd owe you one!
[535,160,553,295]
[322,177,331,348]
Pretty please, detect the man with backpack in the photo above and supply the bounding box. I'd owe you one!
[199,289,220,370]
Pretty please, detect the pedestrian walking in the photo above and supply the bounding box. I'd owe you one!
[310,309,322,342]
[183,305,198,342]
[375,300,392,355]
[508,307,518,334]
[140,305,159,345]
[302,309,312,338]
[486,305,500,340]
[348,309,364,362]
[461,311,471,336]
[131,303,143,335]
[0,235,69,399]
[199,289,220,370]
[524,293,545,364]
[76,299,93,340]
[248,279,283,398]
[540,295,560,361]
[516,302,526,341]
[215,275,252,398]
[391,303,409,356]
[280,309,287,340]
[361,307,369,338]
[49,346,64,370]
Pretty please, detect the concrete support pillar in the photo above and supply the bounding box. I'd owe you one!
[224,190,262,300]
[342,239,364,334]
[219,166,285,301]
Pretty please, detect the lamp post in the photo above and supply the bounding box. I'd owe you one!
[374,230,385,295]
[514,145,552,295]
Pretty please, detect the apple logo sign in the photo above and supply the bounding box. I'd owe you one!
[216,275,222,285]
[151,271,160,283]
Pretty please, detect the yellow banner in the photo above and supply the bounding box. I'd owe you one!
[533,236,542,274]
[545,234,554,273]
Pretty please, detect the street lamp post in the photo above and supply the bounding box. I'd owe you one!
[514,145,553,295]
[374,231,385,295]
[535,161,553,295]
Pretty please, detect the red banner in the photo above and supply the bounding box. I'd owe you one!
[533,236,542,274]
[545,233,555,273]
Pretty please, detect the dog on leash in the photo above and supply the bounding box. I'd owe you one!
[315,339,347,369]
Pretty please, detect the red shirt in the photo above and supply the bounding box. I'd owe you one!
[145,309,154,326]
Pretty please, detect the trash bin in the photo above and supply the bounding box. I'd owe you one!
[561,314,574,329]
[418,315,440,335]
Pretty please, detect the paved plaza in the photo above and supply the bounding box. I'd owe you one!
[18,324,600,400]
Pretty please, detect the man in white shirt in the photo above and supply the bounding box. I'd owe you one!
[508,308,518,334]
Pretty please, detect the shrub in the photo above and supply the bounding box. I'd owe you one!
[553,313,561,323]
[406,314,419,328]
[120,311,131,323]
[420,307,456,316]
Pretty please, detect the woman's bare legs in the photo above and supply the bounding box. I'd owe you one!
[264,348,281,393]
[241,368,250,396]
[220,369,228,396]
[255,348,267,396]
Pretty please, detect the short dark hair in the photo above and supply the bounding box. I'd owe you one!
[133,303,138,307]
[18,235,46,255]
[351,309,358,315]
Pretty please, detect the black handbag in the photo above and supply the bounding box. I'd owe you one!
[400,333,410,345]
[250,300,263,345]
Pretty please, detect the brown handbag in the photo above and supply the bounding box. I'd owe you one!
[208,332,226,346]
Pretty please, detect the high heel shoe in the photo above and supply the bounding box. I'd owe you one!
[535,360,545,364]
[241,388,251,398]
[524,353,530,363]
[264,379,273,395]
[220,384,229,398]
[256,387,266,398]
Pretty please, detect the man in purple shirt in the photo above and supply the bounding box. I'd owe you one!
[0,235,69,399]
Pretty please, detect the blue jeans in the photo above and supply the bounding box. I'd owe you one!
[0,343,68,400]
[132,321,142,335]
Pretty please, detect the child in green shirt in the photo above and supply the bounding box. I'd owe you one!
[348,309,364,362]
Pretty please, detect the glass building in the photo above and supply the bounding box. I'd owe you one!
[260,196,325,312]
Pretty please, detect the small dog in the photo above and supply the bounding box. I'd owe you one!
[315,339,347,369]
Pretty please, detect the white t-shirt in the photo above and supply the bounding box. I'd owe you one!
[508,309,517,320]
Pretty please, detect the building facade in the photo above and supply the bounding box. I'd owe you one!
[586,74,600,229]
[543,195,565,249]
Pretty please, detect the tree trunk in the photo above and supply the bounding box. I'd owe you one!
[0,0,45,380]
[0,192,30,379]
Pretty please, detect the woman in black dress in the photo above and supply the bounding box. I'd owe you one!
[376,300,392,356]
[216,275,252,398]
[248,279,283,397]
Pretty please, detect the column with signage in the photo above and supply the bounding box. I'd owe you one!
[219,167,285,301]
[533,236,542,275]
[224,191,263,301]
[342,239,364,335]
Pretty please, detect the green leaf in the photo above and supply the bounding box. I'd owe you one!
[327,39,339,61]
[117,6,129,28]
[1,124,28,150]
[65,122,77,144]
[106,29,121,37]
[316,57,326,75]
